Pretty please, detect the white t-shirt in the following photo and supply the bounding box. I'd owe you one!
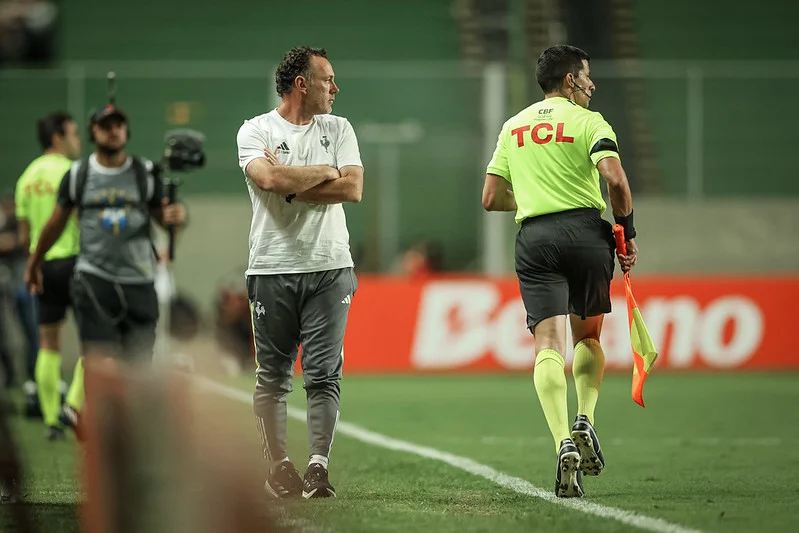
[237,109,363,275]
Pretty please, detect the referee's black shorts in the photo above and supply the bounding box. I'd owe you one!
[39,256,77,325]
[515,207,615,330]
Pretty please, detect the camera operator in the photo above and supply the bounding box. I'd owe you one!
[24,104,187,364]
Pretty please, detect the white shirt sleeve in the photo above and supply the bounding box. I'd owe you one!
[335,119,363,169]
[237,121,268,176]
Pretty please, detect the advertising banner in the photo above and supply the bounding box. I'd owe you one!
[341,276,799,372]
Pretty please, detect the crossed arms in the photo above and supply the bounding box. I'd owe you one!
[245,148,363,204]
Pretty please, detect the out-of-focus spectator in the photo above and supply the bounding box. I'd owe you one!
[0,192,38,401]
[0,193,18,388]
[214,285,253,374]
[0,0,58,67]
[396,240,444,279]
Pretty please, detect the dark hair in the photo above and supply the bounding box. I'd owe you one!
[535,45,590,94]
[275,46,328,97]
[37,111,73,150]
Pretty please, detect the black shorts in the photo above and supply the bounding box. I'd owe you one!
[70,271,159,361]
[39,256,77,325]
[515,208,615,330]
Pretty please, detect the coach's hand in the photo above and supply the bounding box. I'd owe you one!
[617,239,638,273]
[263,148,281,166]
[24,259,43,295]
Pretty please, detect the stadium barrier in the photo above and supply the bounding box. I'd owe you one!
[335,275,799,373]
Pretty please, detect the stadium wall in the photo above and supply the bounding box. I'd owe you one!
[4,0,797,273]
[631,1,799,196]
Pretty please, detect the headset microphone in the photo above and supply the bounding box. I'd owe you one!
[572,82,591,100]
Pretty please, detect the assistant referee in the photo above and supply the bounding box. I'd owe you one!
[481,44,638,499]
[15,111,84,441]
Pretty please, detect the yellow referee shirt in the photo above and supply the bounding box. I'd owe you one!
[486,96,620,224]
[15,154,80,261]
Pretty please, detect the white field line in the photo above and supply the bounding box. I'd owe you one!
[196,377,705,533]
[476,436,781,447]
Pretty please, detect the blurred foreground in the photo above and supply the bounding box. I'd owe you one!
[2,345,285,533]
[4,365,799,532]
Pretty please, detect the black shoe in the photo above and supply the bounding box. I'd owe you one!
[302,463,336,499]
[571,414,605,476]
[59,405,85,442]
[23,381,42,419]
[46,425,66,442]
[264,461,303,499]
[555,438,584,498]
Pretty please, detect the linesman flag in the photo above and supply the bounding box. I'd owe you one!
[613,224,658,407]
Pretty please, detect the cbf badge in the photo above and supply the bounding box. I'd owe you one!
[320,135,330,153]
[99,207,129,235]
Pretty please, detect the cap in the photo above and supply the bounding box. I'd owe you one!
[90,104,128,125]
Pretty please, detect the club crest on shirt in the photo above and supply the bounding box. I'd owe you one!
[99,207,130,235]
[320,135,330,153]
[92,188,134,235]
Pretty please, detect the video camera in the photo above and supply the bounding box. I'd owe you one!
[161,128,207,173]
[154,129,207,262]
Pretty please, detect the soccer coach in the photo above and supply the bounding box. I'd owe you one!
[481,44,638,499]
[236,46,363,500]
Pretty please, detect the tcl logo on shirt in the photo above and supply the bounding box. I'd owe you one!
[23,180,57,196]
[511,122,574,147]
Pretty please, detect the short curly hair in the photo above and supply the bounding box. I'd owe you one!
[275,46,328,97]
[535,45,590,94]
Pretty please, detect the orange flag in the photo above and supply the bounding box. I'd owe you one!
[613,225,658,407]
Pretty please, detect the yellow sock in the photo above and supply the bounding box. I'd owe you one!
[35,349,62,427]
[533,349,571,452]
[66,357,85,412]
[572,338,605,424]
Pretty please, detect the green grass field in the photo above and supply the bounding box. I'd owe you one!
[4,372,799,532]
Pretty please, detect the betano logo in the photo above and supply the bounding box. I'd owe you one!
[410,281,764,370]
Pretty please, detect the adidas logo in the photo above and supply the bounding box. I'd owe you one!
[275,141,291,155]
[341,294,352,305]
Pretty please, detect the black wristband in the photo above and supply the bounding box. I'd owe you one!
[285,194,296,204]
[613,210,636,241]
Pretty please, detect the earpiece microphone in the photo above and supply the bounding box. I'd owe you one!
[572,82,591,100]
